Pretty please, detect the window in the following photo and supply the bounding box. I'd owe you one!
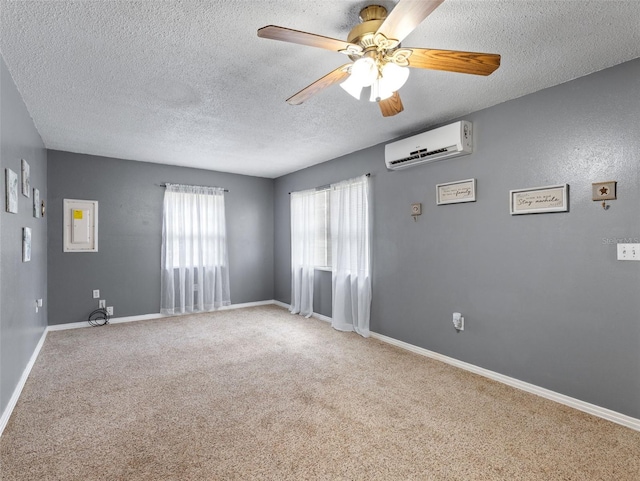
[161,184,230,314]
[314,188,332,269]
[165,204,226,268]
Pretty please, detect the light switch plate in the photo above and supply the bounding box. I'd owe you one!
[617,243,640,261]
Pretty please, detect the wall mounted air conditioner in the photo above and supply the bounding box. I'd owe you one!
[384,120,472,170]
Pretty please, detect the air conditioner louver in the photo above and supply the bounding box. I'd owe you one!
[385,121,472,170]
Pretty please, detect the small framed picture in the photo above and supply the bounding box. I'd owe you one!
[436,178,476,205]
[23,227,32,262]
[592,181,616,201]
[510,184,569,215]
[33,188,40,218]
[21,159,30,198]
[6,168,18,213]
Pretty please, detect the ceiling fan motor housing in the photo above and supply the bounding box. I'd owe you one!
[347,5,389,58]
[359,4,388,22]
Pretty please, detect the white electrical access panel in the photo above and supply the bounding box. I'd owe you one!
[63,199,98,252]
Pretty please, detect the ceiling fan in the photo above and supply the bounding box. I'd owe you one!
[257,0,500,117]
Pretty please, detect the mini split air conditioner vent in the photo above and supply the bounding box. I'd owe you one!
[385,121,472,170]
[388,147,452,166]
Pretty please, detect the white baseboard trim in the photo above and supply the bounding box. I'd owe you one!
[217,300,275,311]
[48,300,278,331]
[272,300,289,310]
[47,313,169,331]
[312,312,332,323]
[270,300,331,323]
[370,332,640,432]
[0,328,48,437]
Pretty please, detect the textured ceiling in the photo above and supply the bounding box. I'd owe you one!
[1,1,639,178]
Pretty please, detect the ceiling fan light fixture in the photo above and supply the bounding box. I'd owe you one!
[381,62,410,92]
[259,0,500,117]
[340,75,364,100]
[369,78,394,103]
[369,62,409,102]
[350,57,378,87]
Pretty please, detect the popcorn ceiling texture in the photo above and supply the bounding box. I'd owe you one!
[1,1,639,178]
[1,306,639,480]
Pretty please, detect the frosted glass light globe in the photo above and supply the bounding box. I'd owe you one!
[350,57,378,87]
[340,75,363,100]
[381,62,410,91]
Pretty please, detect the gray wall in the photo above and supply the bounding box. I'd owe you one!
[274,58,640,418]
[47,151,274,324]
[0,56,48,414]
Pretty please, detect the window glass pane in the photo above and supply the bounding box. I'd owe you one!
[315,189,331,268]
[166,192,225,269]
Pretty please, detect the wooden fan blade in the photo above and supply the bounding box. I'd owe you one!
[406,48,501,76]
[376,0,444,43]
[379,92,404,117]
[258,26,362,54]
[286,64,352,105]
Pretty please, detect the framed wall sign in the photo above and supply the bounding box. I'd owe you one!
[592,180,617,210]
[21,159,30,197]
[5,168,18,213]
[436,178,476,205]
[23,227,32,262]
[592,181,616,201]
[510,184,569,215]
[33,188,40,218]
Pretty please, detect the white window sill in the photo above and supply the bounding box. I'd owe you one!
[315,266,332,272]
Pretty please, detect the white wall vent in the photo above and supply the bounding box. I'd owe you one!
[385,120,472,170]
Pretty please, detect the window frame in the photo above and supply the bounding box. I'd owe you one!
[163,189,227,270]
[314,187,332,270]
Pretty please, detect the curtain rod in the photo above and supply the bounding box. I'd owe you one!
[157,183,229,192]
[288,173,370,194]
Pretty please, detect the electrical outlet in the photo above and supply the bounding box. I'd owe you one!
[99,299,106,308]
[617,243,640,261]
[92,289,100,298]
[106,306,113,316]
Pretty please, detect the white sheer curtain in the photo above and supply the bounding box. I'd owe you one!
[161,183,230,315]
[290,188,317,317]
[331,175,371,337]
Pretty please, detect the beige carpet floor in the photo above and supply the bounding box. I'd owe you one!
[1,305,638,480]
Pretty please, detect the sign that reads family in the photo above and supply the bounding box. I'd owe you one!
[436,178,476,205]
